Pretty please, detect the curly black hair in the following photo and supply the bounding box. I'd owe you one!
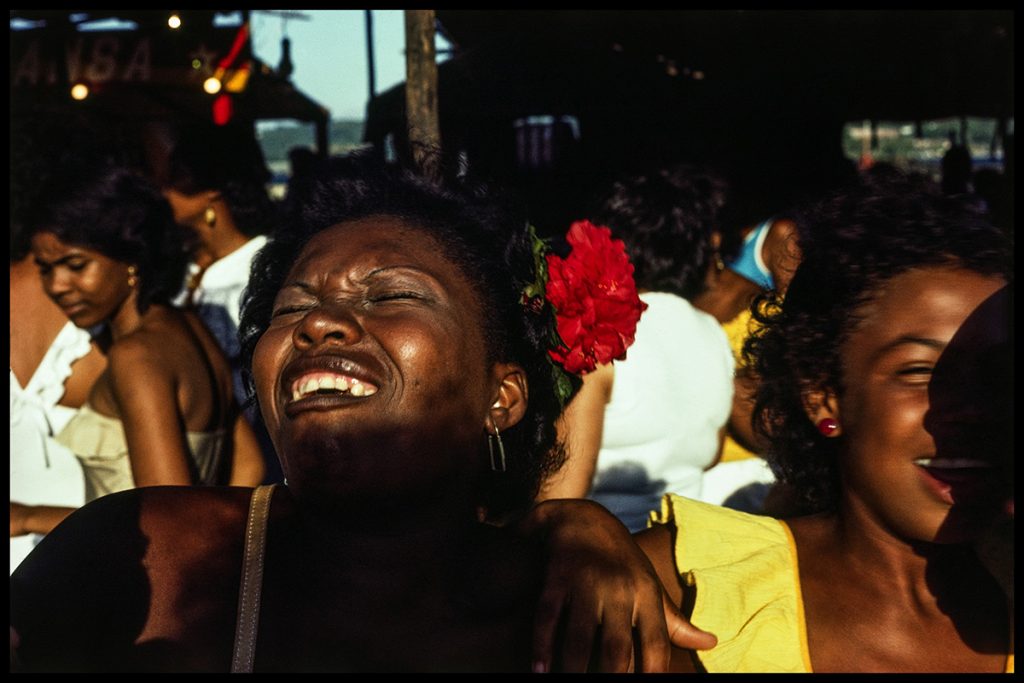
[593,165,727,299]
[238,154,579,517]
[27,163,189,317]
[745,173,1013,514]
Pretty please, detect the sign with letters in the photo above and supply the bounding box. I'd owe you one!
[10,24,249,91]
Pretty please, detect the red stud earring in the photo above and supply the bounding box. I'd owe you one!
[816,417,839,436]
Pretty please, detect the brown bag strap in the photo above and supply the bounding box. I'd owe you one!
[231,484,276,673]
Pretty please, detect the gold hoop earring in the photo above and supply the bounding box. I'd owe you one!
[127,265,138,288]
[204,205,217,228]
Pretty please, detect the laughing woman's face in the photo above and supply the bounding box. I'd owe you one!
[828,266,1007,543]
[252,215,499,508]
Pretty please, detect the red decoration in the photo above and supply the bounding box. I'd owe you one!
[544,220,647,375]
[213,94,233,125]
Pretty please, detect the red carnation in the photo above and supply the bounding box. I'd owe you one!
[545,220,647,375]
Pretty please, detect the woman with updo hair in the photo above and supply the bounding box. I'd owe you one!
[10,163,265,539]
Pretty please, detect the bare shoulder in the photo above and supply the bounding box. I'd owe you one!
[109,306,200,360]
[10,487,256,672]
[104,326,174,382]
[12,487,253,585]
[106,307,223,390]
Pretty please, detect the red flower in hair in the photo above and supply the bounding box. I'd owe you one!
[545,220,647,375]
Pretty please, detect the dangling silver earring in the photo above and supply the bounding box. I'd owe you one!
[487,417,506,473]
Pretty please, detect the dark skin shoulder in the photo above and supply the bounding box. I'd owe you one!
[11,486,252,672]
[786,514,1009,673]
[634,525,699,673]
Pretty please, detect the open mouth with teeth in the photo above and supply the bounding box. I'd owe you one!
[290,372,379,402]
[913,457,995,504]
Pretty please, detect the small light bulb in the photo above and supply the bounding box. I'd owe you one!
[70,83,89,100]
[203,77,222,94]
[168,14,182,29]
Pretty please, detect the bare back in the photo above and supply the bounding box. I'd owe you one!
[88,305,234,433]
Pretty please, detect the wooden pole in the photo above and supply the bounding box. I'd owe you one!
[404,9,441,181]
[365,10,376,101]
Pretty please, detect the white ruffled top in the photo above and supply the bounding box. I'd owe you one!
[10,321,93,574]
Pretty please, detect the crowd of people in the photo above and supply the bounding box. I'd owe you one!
[9,117,1013,672]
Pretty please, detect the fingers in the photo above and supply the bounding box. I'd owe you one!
[558,597,597,672]
[531,583,567,673]
[633,593,672,672]
[595,602,634,673]
[663,592,717,651]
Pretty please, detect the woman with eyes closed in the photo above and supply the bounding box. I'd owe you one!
[10,156,715,673]
[10,164,265,539]
[634,175,1014,672]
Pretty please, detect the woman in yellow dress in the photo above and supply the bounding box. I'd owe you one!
[639,174,1014,672]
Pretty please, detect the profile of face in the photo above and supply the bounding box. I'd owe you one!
[162,187,214,230]
[252,216,513,507]
[31,231,135,329]
[924,284,1013,514]
[820,266,1007,543]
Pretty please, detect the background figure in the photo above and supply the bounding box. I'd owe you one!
[691,197,803,513]
[9,126,110,573]
[11,163,265,538]
[970,166,1012,236]
[539,165,735,532]
[159,122,282,483]
[285,145,322,199]
[10,229,106,574]
[637,173,1013,672]
[940,129,973,195]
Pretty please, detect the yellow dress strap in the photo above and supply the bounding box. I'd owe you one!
[651,494,810,672]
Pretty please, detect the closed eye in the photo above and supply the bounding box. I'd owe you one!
[271,305,311,317]
[897,366,933,383]
[369,291,425,303]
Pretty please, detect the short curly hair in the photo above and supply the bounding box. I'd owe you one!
[593,165,727,299]
[28,164,189,316]
[238,154,578,517]
[745,174,1012,514]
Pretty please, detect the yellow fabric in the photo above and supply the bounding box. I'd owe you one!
[56,402,227,503]
[651,494,810,673]
[651,494,1015,673]
[721,307,755,366]
[719,309,757,463]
